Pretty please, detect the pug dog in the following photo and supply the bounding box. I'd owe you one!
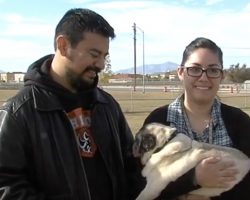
[133,123,250,200]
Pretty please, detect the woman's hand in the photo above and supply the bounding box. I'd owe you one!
[195,156,238,188]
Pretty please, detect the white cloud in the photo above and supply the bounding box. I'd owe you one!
[205,0,224,6]
[1,13,24,23]
[0,38,54,72]
[104,1,250,69]
[0,13,55,37]
[0,1,250,72]
[245,3,250,11]
[92,0,157,9]
[3,22,54,37]
[66,0,96,3]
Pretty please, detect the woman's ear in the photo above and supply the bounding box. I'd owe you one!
[220,69,225,83]
[177,66,184,81]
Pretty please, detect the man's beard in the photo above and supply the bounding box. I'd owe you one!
[66,66,99,92]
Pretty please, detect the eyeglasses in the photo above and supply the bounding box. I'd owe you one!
[183,66,223,78]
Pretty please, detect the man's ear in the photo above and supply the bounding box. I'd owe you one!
[56,35,68,56]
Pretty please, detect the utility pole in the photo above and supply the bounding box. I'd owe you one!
[133,22,137,91]
[137,27,145,93]
[142,30,145,93]
[133,23,145,93]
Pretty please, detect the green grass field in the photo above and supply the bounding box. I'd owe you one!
[1,89,250,133]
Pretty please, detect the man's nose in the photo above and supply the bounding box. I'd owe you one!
[94,57,105,71]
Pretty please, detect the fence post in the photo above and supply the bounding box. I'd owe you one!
[130,86,134,112]
[230,86,233,93]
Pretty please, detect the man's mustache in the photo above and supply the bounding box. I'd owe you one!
[83,66,101,74]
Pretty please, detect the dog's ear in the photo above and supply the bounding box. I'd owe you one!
[161,126,177,141]
[170,127,177,133]
[168,127,177,139]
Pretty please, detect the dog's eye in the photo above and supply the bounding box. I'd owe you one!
[142,134,156,151]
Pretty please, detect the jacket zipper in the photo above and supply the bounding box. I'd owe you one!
[62,110,92,200]
[92,107,116,200]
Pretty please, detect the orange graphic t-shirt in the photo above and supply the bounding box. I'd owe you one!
[67,108,97,157]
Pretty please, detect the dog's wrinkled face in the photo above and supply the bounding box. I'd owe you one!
[133,123,176,164]
[133,131,157,157]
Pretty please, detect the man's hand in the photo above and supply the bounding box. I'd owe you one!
[195,156,238,188]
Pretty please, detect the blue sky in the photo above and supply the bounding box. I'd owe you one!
[0,0,250,72]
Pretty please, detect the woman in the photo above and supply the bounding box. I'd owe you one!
[143,37,250,200]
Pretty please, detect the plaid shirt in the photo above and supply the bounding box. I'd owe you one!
[167,95,233,147]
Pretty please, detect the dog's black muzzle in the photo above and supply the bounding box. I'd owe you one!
[133,133,157,157]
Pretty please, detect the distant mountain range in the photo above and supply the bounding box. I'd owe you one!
[114,61,179,74]
[0,61,179,75]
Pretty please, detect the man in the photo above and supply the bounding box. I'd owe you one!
[0,8,144,200]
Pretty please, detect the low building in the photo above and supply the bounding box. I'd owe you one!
[243,80,250,90]
[0,72,25,83]
[108,74,134,84]
[169,74,176,81]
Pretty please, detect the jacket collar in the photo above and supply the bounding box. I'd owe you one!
[31,85,109,111]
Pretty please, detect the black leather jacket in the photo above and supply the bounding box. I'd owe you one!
[0,85,144,200]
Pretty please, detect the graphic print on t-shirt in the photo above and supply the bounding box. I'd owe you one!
[67,108,97,157]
